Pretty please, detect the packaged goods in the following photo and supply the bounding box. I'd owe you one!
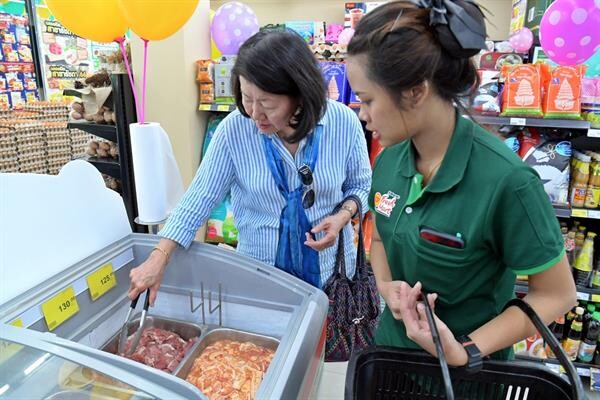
[501,64,544,118]
[542,64,586,119]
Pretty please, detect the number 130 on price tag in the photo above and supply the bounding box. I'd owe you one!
[41,286,79,331]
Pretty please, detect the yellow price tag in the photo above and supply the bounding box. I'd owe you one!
[86,263,117,301]
[217,104,230,112]
[571,209,588,218]
[199,104,211,111]
[592,294,600,303]
[0,319,25,364]
[41,286,79,331]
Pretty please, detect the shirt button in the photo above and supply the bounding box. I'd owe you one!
[406,207,413,214]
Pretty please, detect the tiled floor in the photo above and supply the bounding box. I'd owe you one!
[311,362,348,400]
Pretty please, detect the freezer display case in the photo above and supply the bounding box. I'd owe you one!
[0,234,329,399]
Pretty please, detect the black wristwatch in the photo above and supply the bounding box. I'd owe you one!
[457,335,483,373]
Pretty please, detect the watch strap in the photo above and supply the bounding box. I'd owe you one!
[457,335,483,373]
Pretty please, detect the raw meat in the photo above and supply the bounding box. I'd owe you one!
[121,327,196,373]
[186,339,275,400]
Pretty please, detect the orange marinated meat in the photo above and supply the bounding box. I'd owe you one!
[186,339,275,400]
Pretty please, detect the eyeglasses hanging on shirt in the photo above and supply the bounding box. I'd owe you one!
[298,164,315,209]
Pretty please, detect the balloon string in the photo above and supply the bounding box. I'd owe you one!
[116,37,141,123]
[141,39,149,124]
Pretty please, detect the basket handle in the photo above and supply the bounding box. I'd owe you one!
[503,298,587,400]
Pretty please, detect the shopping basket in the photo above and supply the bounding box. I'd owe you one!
[345,298,587,400]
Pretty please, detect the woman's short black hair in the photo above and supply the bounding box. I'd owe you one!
[232,29,327,143]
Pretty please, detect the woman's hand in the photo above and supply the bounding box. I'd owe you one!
[304,213,349,251]
[128,250,168,306]
[399,281,467,367]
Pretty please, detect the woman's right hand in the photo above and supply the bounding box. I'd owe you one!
[128,250,168,307]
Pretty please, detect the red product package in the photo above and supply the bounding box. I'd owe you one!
[501,64,544,118]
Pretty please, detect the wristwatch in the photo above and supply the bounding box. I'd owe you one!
[457,335,483,373]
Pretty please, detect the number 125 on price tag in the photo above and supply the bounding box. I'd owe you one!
[87,263,117,301]
[41,286,79,331]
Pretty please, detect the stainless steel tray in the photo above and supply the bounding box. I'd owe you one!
[176,328,279,380]
[101,314,203,375]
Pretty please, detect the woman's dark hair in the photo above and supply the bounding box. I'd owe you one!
[348,1,481,109]
[232,29,327,143]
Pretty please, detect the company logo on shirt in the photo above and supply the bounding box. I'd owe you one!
[374,191,400,217]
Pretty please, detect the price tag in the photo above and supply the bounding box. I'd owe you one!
[41,286,79,331]
[588,210,600,219]
[217,104,230,112]
[0,319,25,364]
[571,209,588,218]
[545,363,560,374]
[86,263,117,301]
[577,367,591,377]
[591,294,600,303]
[198,104,210,111]
[577,291,590,301]
[509,117,526,126]
[588,128,600,138]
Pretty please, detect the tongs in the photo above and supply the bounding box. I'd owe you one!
[421,290,455,400]
[117,288,150,355]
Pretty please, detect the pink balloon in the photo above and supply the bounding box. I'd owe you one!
[509,28,534,53]
[211,2,259,55]
[539,0,600,66]
[337,28,355,45]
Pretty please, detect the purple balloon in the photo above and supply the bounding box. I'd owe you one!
[509,28,534,53]
[211,2,259,55]
[539,0,600,66]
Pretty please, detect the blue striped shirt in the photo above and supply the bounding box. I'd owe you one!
[159,100,372,284]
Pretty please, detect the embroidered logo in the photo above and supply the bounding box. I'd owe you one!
[374,191,400,217]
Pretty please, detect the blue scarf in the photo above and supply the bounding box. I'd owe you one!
[262,126,322,288]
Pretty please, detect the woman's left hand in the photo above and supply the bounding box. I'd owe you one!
[399,281,468,367]
[304,213,348,251]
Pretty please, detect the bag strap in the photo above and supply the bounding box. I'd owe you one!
[503,298,586,400]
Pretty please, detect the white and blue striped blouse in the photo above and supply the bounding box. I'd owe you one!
[159,99,372,284]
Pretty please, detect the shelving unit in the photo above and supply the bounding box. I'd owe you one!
[69,74,144,233]
[515,354,593,378]
[515,281,600,303]
[470,114,591,131]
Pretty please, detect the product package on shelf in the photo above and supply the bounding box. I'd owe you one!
[517,127,571,206]
[501,63,544,118]
[473,70,501,115]
[320,61,349,104]
[344,3,366,29]
[214,56,235,105]
[202,114,238,245]
[541,64,586,120]
[285,21,325,44]
[196,59,214,105]
[582,77,600,129]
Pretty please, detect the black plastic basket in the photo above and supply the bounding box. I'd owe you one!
[345,299,587,400]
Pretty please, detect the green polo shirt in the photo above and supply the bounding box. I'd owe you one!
[369,113,564,360]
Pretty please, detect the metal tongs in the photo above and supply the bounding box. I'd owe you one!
[421,290,455,400]
[117,288,150,355]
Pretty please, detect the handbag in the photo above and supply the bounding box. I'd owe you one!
[323,197,380,362]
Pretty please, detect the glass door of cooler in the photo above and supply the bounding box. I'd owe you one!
[0,325,204,400]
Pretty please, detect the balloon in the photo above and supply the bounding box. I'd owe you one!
[509,28,534,53]
[211,2,259,55]
[46,0,127,43]
[209,10,222,60]
[118,0,199,41]
[337,28,355,45]
[539,0,600,66]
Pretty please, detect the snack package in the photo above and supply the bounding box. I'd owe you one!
[285,21,315,44]
[479,52,523,70]
[195,59,214,84]
[518,127,571,205]
[199,83,214,104]
[542,64,586,119]
[582,77,600,128]
[214,56,236,104]
[501,64,544,118]
[344,3,366,29]
[473,70,501,115]
[320,61,349,103]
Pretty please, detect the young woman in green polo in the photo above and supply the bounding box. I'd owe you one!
[346,0,577,367]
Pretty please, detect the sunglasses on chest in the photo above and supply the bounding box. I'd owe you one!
[298,164,315,209]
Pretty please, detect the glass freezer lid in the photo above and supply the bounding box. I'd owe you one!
[0,339,154,400]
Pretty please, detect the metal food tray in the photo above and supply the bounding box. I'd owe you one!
[176,328,280,381]
[101,314,203,376]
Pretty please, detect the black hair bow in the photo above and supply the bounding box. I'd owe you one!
[415,0,487,58]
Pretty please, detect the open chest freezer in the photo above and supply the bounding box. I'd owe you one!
[0,233,329,399]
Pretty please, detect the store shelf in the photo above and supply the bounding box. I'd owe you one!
[67,122,117,143]
[553,206,600,220]
[198,103,236,112]
[515,281,600,302]
[515,354,592,378]
[470,114,591,131]
[553,206,572,219]
[78,155,120,179]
